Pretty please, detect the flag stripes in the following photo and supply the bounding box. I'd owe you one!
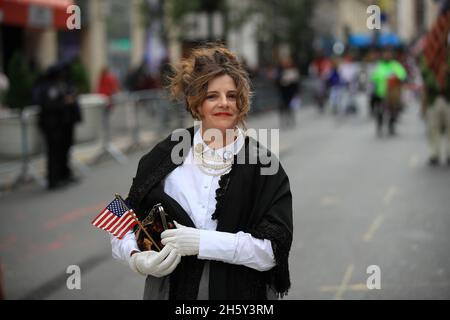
[91,197,138,239]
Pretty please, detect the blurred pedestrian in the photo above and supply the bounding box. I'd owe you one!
[276,57,299,128]
[97,66,120,108]
[371,48,407,136]
[366,48,381,117]
[36,63,82,190]
[110,45,293,300]
[0,71,9,108]
[97,67,120,145]
[309,52,332,113]
[326,58,344,114]
[339,53,360,114]
[126,61,160,92]
[421,59,450,166]
[125,62,147,92]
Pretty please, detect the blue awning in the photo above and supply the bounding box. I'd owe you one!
[378,33,401,46]
[348,34,372,47]
[348,33,402,48]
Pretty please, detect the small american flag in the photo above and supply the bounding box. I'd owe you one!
[92,198,138,239]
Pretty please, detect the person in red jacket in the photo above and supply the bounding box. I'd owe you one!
[97,67,121,148]
[97,66,120,109]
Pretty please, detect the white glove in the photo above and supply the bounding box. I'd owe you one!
[160,221,200,256]
[128,244,181,277]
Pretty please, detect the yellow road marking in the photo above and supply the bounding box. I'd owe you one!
[383,186,399,205]
[334,264,354,300]
[320,196,339,207]
[363,215,384,242]
[320,283,368,293]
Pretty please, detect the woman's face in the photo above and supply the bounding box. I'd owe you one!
[197,74,239,134]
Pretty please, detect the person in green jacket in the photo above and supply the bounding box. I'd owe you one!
[371,48,407,136]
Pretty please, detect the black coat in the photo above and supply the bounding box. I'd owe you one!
[127,126,293,299]
[37,79,82,132]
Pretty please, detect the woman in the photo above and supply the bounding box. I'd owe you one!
[111,45,293,299]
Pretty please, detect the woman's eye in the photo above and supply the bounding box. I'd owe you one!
[228,94,237,100]
[207,95,216,100]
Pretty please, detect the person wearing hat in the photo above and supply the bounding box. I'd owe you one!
[36,63,82,189]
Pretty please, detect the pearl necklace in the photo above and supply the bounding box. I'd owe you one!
[193,143,234,176]
[196,162,232,177]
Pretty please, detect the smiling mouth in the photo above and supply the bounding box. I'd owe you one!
[214,113,232,116]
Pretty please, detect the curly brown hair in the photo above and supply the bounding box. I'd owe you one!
[168,44,252,127]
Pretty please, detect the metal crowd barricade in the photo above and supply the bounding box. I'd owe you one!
[125,90,159,152]
[0,90,191,193]
[0,96,105,191]
[10,107,46,190]
[91,93,128,165]
[124,89,187,152]
[0,104,95,191]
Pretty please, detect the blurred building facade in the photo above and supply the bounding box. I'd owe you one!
[0,0,256,91]
[1,0,445,93]
[311,0,442,53]
[0,0,73,72]
[0,0,145,91]
[396,0,440,42]
[163,0,259,69]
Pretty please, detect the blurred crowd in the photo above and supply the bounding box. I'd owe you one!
[307,47,413,132]
[305,41,449,166]
[0,33,448,192]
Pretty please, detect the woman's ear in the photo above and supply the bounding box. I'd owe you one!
[196,105,203,118]
[186,97,197,118]
[194,102,204,119]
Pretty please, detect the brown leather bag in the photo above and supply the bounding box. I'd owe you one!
[134,203,175,252]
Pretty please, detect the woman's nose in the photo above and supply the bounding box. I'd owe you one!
[218,94,227,106]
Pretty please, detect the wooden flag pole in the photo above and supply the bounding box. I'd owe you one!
[115,194,161,252]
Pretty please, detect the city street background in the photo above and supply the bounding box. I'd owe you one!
[0,0,449,300]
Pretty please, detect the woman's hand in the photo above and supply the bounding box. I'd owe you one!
[160,221,200,256]
[129,244,181,277]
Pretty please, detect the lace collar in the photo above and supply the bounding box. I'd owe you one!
[192,126,245,161]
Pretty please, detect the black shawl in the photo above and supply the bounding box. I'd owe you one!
[126,126,293,299]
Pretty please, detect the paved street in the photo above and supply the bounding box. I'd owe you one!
[1,98,450,300]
